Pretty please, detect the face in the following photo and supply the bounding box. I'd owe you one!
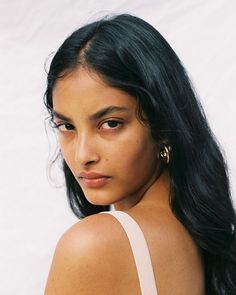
[52,67,160,210]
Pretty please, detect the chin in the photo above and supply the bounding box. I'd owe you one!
[85,194,114,206]
[84,192,120,206]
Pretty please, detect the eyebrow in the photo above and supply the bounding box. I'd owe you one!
[52,105,130,122]
[89,105,129,121]
[51,111,71,122]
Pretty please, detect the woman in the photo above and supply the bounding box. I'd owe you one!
[44,14,236,294]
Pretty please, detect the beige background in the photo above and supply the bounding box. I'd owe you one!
[0,1,235,294]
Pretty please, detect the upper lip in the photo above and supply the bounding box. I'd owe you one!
[78,172,110,179]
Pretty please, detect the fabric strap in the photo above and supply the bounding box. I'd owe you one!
[100,210,158,295]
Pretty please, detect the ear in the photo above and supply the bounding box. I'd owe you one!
[156,137,170,149]
[158,144,172,165]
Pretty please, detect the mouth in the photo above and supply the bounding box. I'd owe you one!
[78,176,111,188]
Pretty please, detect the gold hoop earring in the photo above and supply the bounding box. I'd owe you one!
[159,144,171,164]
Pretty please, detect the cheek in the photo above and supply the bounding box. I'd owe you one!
[58,138,75,168]
[115,135,156,178]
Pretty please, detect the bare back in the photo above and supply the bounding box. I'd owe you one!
[103,205,205,294]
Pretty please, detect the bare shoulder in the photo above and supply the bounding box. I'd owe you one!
[55,212,118,253]
[44,212,134,295]
[44,208,205,295]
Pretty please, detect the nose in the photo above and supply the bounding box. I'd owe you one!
[74,133,100,166]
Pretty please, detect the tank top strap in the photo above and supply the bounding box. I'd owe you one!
[100,210,158,295]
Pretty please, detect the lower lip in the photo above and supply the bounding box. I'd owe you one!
[79,177,111,188]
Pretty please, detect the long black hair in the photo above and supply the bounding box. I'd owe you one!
[44,14,236,294]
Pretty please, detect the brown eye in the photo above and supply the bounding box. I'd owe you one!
[101,120,123,129]
[53,122,75,132]
[63,123,74,130]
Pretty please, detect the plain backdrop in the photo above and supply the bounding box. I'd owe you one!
[0,1,235,294]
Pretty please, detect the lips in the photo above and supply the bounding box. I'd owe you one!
[78,171,110,179]
[78,171,111,188]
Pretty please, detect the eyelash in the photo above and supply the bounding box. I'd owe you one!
[51,119,123,132]
[99,120,123,130]
[51,121,74,132]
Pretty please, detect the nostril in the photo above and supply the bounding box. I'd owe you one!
[86,160,96,165]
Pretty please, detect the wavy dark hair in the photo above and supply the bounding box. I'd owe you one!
[44,14,236,294]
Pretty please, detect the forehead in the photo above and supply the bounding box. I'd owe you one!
[52,67,137,115]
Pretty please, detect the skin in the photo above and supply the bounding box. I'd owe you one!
[44,67,205,294]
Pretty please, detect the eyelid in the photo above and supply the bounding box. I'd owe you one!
[99,119,124,129]
[50,118,124,130]
[51,120,75,131]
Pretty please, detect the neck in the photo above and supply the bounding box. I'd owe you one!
[113,169,171,212]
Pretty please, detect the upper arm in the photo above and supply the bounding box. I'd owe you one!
[44,213,118,295]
